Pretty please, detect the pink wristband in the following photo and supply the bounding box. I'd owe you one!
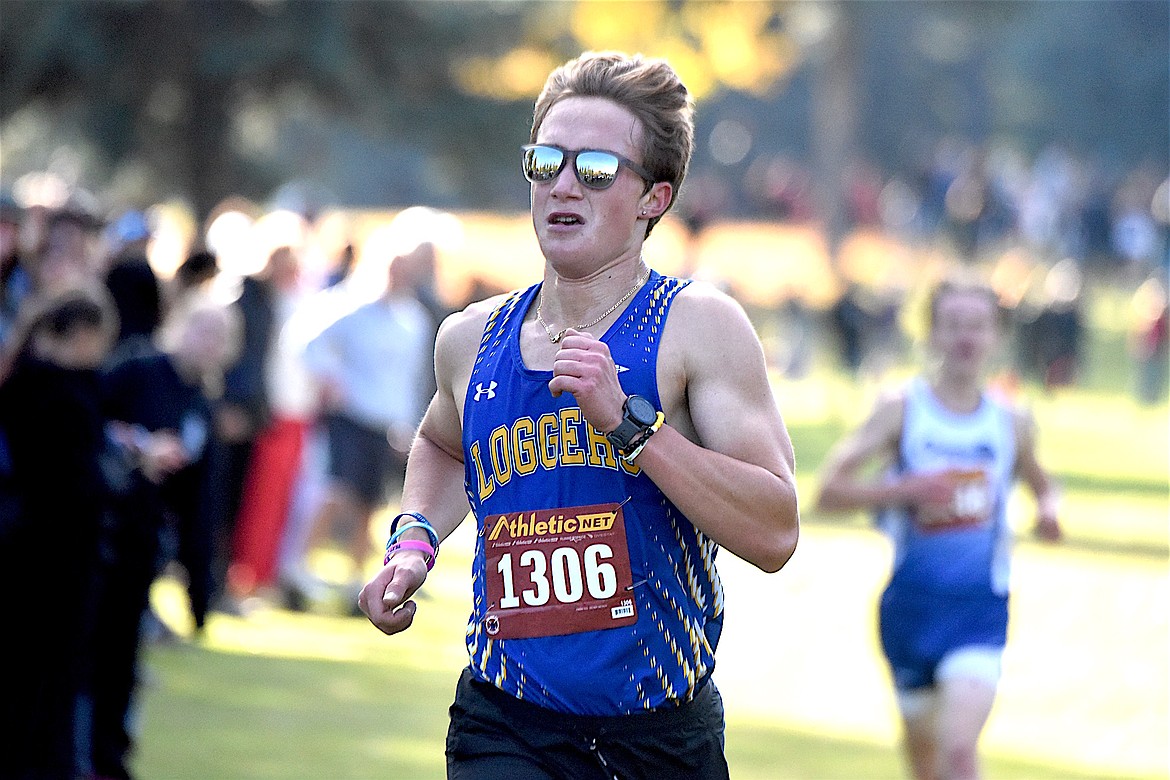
[384,538,436,570]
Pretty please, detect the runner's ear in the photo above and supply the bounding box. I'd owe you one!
[639,182,672,220]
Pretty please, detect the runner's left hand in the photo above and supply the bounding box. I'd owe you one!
[548,329,626,433]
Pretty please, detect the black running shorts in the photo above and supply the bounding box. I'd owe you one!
[445,667,730,780]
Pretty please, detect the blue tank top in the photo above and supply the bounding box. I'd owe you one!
[460,270,724,715]
[881,378,1017,597]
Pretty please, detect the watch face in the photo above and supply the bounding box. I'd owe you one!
[626,395,658,426]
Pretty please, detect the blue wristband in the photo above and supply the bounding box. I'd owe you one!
[389,511,430,538]
[387,512,439,550]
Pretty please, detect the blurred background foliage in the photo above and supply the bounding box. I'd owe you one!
[1,0,1166,226]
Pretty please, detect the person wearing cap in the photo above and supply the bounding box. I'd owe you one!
[358,51,799,778]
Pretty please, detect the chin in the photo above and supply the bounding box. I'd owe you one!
[537,240,592,272]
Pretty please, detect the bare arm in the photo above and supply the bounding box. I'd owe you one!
[639,290,798,572]
[1013,405,1063,541]
[814,390,956,517]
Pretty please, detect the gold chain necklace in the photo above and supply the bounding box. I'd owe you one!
[536,269,649,344]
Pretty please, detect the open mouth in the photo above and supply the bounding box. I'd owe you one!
[548,213,583,226]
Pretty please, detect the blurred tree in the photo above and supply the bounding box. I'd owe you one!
[0,0,536,219]
[0,0,1164,227]
[452,1,803,104]
[808,1,857,268]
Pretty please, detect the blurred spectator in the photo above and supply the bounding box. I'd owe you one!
[830,282,868,375]
[104,210,164,365]
[919,137,969,237]
[34,205,103,296]
[942,149,988,259]
[171,249,221,315]
[867,285,908,377]
[0,285,117,779]
[773,296,815,380]
[1026,259,1085,390]
[225,245,317,606]
[1111,169,1163,272]
[89,297,240,779]
[284,241,434,608]
[1079,166,1118,262]
[1018,144,1088,262]
[411,245,450,404]
[209,245,289,604]
[275,241,366,596]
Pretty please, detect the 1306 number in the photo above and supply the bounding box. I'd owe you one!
[497,544,617,608]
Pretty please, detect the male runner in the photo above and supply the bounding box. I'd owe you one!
[360,51,799,779]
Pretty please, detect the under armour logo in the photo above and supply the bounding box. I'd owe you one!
[474,381,497,401]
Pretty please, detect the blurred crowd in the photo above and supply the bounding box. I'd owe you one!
[704,139,1170,274]
[707,139,1168,399]
[890,140,1164,270]
[0,192,449,779]
[772,250,1166,403]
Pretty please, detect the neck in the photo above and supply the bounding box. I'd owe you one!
[929,372,983,413]
[539,256,648,324]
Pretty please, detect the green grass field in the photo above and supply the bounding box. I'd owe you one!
[134,301,1168,779]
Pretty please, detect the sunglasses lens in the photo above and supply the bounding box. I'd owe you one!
[575,151,620,189]
[523,146,564,182]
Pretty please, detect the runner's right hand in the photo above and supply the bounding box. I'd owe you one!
[358,551,429,636]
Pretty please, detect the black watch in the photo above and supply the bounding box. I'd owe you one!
[606,395,659,454]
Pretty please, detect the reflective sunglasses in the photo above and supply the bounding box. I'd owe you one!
[521,144,655,191]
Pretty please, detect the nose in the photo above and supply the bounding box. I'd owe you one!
[548,161,582,198]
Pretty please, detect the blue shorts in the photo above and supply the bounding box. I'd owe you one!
[878,584,1009,692]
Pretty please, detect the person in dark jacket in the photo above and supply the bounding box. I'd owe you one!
[89,296,239,779]
[0,285,117,780]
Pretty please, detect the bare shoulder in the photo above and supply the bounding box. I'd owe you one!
[847,385,906,450]
[434,291,517,382]
[670,279,755,330]
[663,280,762,367]
[437,291,517,353]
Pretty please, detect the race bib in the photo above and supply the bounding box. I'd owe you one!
[917,468,993,531]
[482,502,638,640]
